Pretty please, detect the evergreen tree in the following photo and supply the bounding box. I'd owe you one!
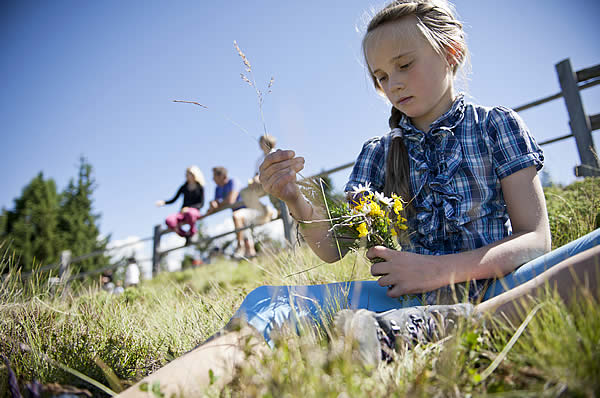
[57,157,109,274]
[0,157,110,275]
[0,173,60,272]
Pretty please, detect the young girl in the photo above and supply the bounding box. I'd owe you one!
[156,165,205,239]
[117,1,599,395]
[253,0,599,342]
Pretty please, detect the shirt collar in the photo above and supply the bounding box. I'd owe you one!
[395,94,466,135]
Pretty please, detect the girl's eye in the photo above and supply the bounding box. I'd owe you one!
[376,75,388,83]
[399,61,412,69]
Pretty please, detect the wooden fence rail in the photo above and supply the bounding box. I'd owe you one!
[150,58,599,276]
[23,58,599,281]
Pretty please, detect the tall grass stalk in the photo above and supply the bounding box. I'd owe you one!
[233,40,274,139]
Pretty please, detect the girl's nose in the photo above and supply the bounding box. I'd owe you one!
[388,75,405,92]
[390,80,405,92]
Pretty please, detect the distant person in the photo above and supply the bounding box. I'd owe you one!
[204,167,256,259]
[113,281,124,295]
[240,134,277,224]
[156,166,205,241]
[101,270,115,293]
[124,257,140,288]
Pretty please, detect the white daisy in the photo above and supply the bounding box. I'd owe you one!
[350,182,372,195]
[374,191,393,207]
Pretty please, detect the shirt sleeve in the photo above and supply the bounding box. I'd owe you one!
[227,178,243,205]
[217,179,240,202]
[487,107,544,179]
[164,184,185,205]
[345,137,387,193]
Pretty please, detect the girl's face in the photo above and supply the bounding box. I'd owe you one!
[365,17,455,132]
[186,170,194,184]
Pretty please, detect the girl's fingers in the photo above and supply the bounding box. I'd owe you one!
[258,148,307,203]
[366,246,388,262]
[260,157,304,185]
[260,149,295,173]
[263,167,297,190]
[386,284,404,298]
[376,274,394,287]
[260,150,304,191]
[261,166,302,201]
[370,261,390,277]
[264,157,305,177]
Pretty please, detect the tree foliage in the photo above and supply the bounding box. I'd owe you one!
[57,157,109,273]
[0,173,60,271]
[0,157,109,273]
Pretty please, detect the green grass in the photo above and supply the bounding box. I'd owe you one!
[1,178,599,397]
[545,178,600,248]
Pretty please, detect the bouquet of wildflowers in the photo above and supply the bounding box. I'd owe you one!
[327,183,407,258]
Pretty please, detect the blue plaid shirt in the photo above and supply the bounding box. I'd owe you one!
[346,95,544,256]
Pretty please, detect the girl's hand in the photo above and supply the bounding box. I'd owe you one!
[155,200,165,207]
[259,149,305,203]
[368,246,444,298]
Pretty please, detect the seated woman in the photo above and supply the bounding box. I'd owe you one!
[155,165,205,240]
[117,0,600,396]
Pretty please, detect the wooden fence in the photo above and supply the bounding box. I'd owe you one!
[513,59,600,176]
[23,58,599,281]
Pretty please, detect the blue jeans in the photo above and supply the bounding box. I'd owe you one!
[231,229,600,345]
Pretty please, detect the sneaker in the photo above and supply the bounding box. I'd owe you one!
[232,248,245,260]
[331,304,476,366]
[375,303,476,349]
[332,309,381,367]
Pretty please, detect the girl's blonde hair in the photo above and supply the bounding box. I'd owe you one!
[363,0,468,92]
[186,165,205,187]
[362,0,468,208]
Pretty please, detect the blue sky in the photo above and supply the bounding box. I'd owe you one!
[2,0,599,257]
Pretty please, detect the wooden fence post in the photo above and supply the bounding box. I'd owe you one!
[556,58,600,177]
[152,225,161,277]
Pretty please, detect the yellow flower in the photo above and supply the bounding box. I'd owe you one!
[393,198,404,215]
[368,202,382,217]
[390,228,397,237]
[356,222,368,238]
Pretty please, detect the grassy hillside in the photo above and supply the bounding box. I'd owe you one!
[1,178,598,397]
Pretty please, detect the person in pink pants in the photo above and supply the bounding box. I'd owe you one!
[164,207,201,237]
[156,166,205,239]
